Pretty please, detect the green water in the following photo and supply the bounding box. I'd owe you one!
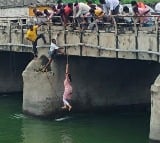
[0,94,150,143]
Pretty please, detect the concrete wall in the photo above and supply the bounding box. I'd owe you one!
[0,7,29,17]
[150,75,160,143]
[22,54,160,117]
[0,51,32,93]
[57,31,160,62]
[0,0,36,7]
[0,28,159,63]
[51,56,160,111]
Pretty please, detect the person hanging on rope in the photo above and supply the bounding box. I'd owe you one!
[42,33,64,72]
[61,64,72,111]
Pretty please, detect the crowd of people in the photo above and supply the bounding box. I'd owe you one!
[31,0,160,30]
[26,0,160,58]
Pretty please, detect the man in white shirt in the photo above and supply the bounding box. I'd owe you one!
[155,2,160,13]
[73,2,91,18]
[99,0,120,15]
[42,38,64,71]
[49,39,60,58]
[73,2,91,30]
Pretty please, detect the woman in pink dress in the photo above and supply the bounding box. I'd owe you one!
[61,64,72,111]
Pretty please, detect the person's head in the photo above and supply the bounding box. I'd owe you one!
[89,8,95,14]
[87,0,92,6]
[131,1,138,7]
[133,6,139,14]
[68,3,73,8]
[57,3,63,9]
[123,6,129,13]
[99,0,105,4]
[90,4,96,10]
[52,38,56,44]
[52,5,57,11]
[57,0,62,4]
[74,2,78,7]
[44,9,49,16]
[33,8,37,14]
[29,24,33,30]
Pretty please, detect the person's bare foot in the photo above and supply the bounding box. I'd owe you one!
[42,68,47,72]
[61,106,67,109]
[68,106,72,111]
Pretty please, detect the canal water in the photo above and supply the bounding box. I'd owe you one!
[0,94,150,143]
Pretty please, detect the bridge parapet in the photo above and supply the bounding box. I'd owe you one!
[0,16,159,63]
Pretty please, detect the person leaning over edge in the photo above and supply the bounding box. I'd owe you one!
[25,24,47,58]
[99,0,120,16]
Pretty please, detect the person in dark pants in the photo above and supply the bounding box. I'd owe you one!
[25,24,47,58]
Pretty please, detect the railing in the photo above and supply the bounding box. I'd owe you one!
[0,15,159,33]
[1,42,160,57]
[0,15,159,62]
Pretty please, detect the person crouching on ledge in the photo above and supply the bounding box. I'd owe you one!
[42,38,63,72]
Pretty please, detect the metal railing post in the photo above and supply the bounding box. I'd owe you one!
[48,23,51,43]
[64,30,67,54]
[8,21,12,51]
[19,17,24,45]
[155,16,160,62]
[112,16,118,58]
[80,31,83,56]
[133,18,138,59]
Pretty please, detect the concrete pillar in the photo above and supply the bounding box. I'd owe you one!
[149,75,160,143]
[22,55,61,117]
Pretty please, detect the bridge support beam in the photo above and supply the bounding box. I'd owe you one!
[150,75,160,143]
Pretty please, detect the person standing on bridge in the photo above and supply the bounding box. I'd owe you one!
[25,24,47,58]
[61,64,72,111]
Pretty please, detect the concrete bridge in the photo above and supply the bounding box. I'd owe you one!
[0,17,160,142]
[0,15,159,60]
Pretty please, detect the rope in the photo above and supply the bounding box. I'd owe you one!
[67,53,69,65]
[66,46,69,65]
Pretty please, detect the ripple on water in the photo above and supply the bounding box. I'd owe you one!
[10,114,27,119]
[55,116,72,122]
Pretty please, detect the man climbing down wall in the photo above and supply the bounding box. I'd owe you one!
[42,33,64,72]
[25,24,47,58]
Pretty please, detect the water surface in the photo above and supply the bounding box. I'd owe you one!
[0,94,150,143]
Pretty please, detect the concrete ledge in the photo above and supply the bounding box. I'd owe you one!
[149,139,160,143]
